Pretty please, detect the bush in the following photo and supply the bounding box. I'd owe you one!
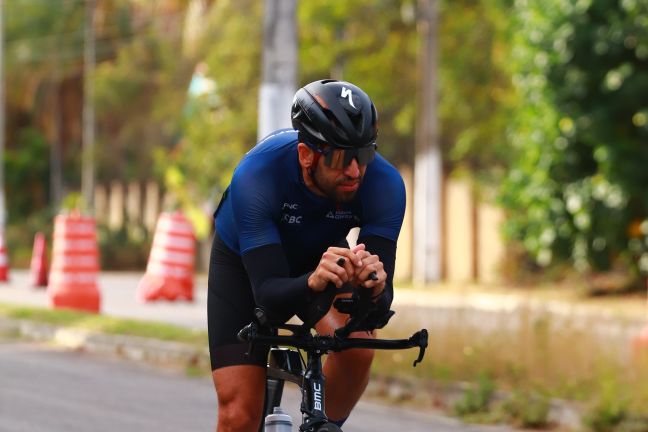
[500,0,648,280]
[500,388,551,429]
[453,374,496,417]
[97,222,152,270]
[5,210,55,268]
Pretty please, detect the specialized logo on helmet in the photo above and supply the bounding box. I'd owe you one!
[341,87,356,109]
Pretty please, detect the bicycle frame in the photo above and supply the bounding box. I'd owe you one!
[261,345,330,431]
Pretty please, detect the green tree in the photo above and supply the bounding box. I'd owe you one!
[500,0,648,280]
[439,0,516,182]
[94,0,193,183]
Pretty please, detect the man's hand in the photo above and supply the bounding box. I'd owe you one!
[308,244,387,299]
[351,244,386,300]
[308,245,365,292]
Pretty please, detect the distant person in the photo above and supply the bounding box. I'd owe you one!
[208,79,406,431]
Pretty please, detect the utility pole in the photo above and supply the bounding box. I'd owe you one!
[413,0,443,284]
[50,28,63,211]
[257,0,297,140]
[0,0,6,230]
[82,0,96,213]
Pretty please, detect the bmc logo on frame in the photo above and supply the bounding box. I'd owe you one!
[313,382,323,411]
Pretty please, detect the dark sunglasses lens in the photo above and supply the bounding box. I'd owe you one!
[323,146,376,168]
[355,146,376,165]
[324,149,346,169]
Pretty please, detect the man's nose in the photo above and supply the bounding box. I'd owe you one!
[343,158,360,178]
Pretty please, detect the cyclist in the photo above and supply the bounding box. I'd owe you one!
[208,79,406,432]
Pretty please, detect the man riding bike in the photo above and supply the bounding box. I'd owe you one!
[208,79,406,432]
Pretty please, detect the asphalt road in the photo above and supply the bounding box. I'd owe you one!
[0,342,511,432]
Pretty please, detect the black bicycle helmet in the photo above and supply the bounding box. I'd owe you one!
[291,79,378,149]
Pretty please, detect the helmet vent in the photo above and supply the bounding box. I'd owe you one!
[349,112,364,135]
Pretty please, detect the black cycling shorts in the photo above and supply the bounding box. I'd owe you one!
[207,232,270,370]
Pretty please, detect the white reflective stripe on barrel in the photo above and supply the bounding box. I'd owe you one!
[157,216,194,236]
[152,235,194,251]
[53,239,98,253]
[51,255,98,268]
[54,223,96,236]
[49,271,97,284]
[150,248,195,266]
[146,261,192,279]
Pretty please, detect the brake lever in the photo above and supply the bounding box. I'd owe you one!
[411,329,428,367]
[236,322,259,357]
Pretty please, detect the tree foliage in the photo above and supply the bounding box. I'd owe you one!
[299,0,419,165]
[439,0,516,181]
[4,0,514,216]
[94,0,192,183]
[166,0,262,200]
[500,0,648,278]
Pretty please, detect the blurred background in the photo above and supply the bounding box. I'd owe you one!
[2,0,648,293]
[2,1,648,429]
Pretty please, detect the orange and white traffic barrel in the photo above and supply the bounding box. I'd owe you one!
[0,231,9,282]
[48,213,101,312]
[30,232,48,288]
[137,211,195,302]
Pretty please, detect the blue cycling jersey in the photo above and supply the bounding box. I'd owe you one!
[215,129,406,276]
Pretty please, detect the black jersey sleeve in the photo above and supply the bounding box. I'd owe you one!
[241,244,315,323]
[242,235,397,326]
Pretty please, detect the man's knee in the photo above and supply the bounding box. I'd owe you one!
[217,402,261,432]
[213,365,265,432]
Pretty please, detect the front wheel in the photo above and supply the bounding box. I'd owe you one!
[315,423,343,432]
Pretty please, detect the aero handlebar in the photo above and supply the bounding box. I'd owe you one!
[238,323,428,367]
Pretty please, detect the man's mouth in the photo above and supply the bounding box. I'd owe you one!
[337,181,359,192]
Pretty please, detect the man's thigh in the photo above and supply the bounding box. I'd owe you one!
[208,233,269,370]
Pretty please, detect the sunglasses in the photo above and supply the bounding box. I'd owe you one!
[311,143,377,169]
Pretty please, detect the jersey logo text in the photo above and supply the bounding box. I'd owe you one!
[281,214,302,224]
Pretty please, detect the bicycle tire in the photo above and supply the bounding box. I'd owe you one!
[315,423,343,432]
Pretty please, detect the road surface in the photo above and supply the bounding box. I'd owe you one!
[0,341,511,432]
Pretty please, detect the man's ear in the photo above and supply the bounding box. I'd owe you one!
[297,143,315,169]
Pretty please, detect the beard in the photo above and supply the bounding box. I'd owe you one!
[312,169,363,203]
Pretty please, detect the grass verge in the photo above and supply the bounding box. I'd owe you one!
[372,301,648,430]
[0,302,208,346]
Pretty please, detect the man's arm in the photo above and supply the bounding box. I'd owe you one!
[241,244,313,323]
[241,243,361,324]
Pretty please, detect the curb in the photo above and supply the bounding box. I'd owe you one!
[0,317,211,371]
